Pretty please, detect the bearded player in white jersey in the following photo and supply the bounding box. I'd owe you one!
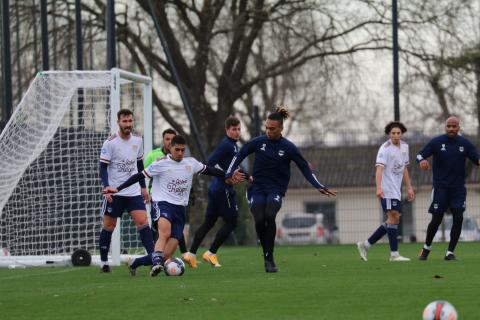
[356,121,415,262]
[98,109,155,273]
[103,135,245,277]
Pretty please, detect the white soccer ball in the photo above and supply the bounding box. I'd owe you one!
[422,300,458,320]
[164,257,185,276]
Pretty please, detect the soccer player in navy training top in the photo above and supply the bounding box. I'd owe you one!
[225,106,336,272]
[183,116,243,268]
[417,116,480,261]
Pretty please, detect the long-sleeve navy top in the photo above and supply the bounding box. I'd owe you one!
[208,136,239,192]
[225,135,326,196]
[416,134,479,188]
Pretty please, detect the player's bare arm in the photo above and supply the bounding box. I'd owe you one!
[141,187,150,203]
[375,165,385,199]
[403,167,414,201]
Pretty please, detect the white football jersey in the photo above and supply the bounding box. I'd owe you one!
[100,132,144,197]
[144,155,206,205]
[375,139,409,200]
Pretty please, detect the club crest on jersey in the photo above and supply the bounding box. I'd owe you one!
[260,143,266,151]
[132,145,138,151]
[434,203,438,210]
[185,165,192,172]
[278,150,285,157]
[274,195,281,202]
[459,146,464,152]
[441,144,446,151]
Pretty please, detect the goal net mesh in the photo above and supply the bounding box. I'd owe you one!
[0,71,149,260]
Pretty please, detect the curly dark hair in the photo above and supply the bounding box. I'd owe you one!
[384,121,407,135]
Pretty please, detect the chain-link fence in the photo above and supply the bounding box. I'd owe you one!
[188,128,480,247]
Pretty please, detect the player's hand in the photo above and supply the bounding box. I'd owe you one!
[231,169,246,184]
[376,188,384,199]
[319,187,337,197]
[407,186,415,202]
[104,194,113,203]
[141,188,150,203]
[419,159,430,170]
[102,186,118,195]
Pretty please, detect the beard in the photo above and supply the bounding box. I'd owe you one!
[120,127,132,135]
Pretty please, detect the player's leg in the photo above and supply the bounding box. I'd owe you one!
[386,205,409,261]
[185,214,217,268]
[210,216,237,253]
[420,187,448,260]
[98,196,123,272]
[177,237,187,255]
[262,193,282,273]
[150,217,170,276]
[129,201,160,274]
[150,200,159,242]
[203,190,238,267]
[164,212,184,261]
[190,215,218,254]
[357,198,391,261]
[446,187,466,260]
[250,201,267,256]
[164,237,179,261]
[128,196,154,255]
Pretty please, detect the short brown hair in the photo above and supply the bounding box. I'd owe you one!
[117,108,133,120]
[162,128,177,137]
[225,116,240,129]
[171,135,186,146]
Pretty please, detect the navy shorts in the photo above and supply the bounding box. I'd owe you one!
[429,186,466,215]
[205,188,238,218]
[380,198,402,213]
[246,187,283,207]
[102,195,146,218]
[152,201,186,241]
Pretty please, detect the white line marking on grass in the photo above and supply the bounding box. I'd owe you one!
[0,268,82,280]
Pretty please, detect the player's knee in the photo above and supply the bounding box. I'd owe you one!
[131,212,148,226]
[430,214,443,227]
[264,204,281,221]
[103,217,117,230]
[251,206,266,224]
[386,214,400,225]
[134,217,149,227]
[452,212,464,227]
[225,217,237,231]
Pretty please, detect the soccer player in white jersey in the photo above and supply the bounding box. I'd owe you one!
[357,121,415,262]
[98,109,154,273]
[103,135,245,277]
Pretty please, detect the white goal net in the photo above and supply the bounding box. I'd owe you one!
[0,69,152,267]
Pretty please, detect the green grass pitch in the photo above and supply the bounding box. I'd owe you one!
[0,243,478,319]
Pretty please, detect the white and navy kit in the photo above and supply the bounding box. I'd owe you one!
[206,136,239,217]
[100,133,144,196]
[376,139,409,212]
[100,133,146,217]
[144,155,206,240]
[417,134,480,214]
[225,135,326,206]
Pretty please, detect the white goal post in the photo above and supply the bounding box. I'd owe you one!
[0,68,152,267]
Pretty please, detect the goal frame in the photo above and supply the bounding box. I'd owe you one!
[0,68,152,268]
